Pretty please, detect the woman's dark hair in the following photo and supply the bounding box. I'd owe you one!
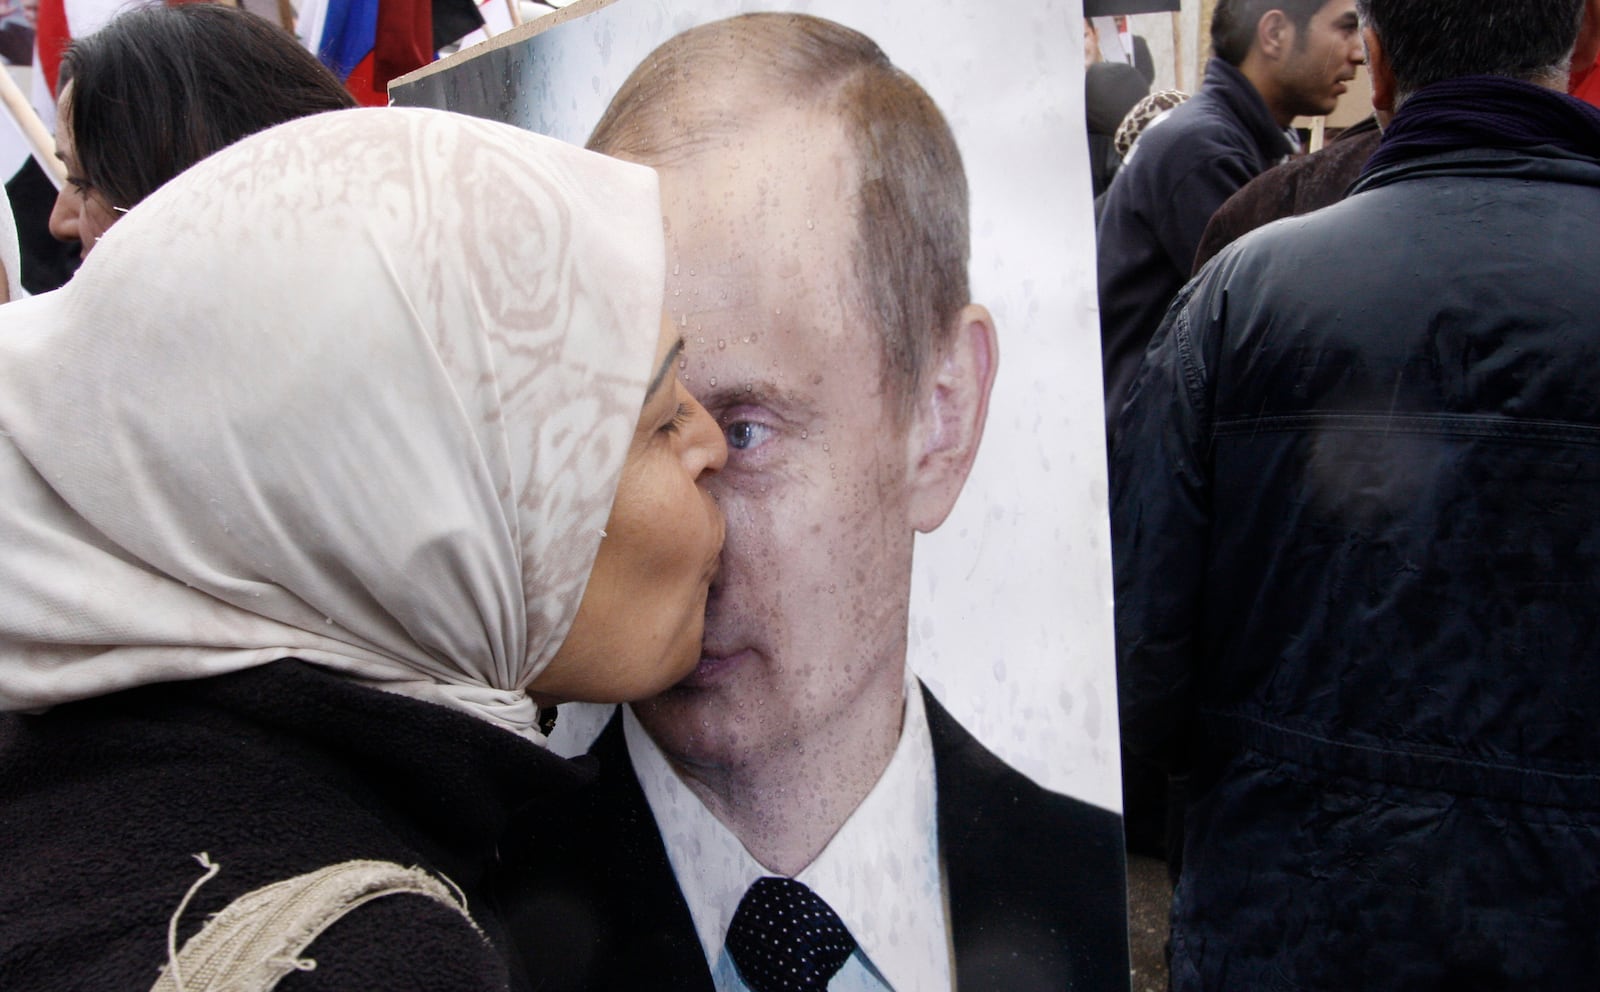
[59,4,357,210]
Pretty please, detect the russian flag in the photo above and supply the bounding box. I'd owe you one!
[299,0,449,106]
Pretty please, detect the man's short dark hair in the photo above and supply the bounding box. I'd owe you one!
[60,4,356,211]
[1356,0,1584,98]
[1211,0,1331,65]
[587,13,970,423]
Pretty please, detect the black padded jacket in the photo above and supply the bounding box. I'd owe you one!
[1113,143,1600,988]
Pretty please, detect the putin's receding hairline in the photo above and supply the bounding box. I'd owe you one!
[587,13,972,422]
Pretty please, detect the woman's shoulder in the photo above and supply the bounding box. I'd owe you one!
[159,858,512,992]
[0,663,525,990]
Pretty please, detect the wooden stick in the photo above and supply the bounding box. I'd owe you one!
[1172,10,1183,91]
[505,0,523,27]
[1308,115,1325,153]
[0,68,65,188]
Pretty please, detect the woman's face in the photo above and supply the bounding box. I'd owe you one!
[48,85,121,258]
[530,317,728,706]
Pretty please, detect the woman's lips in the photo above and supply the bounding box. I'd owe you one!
[678,647,753,688]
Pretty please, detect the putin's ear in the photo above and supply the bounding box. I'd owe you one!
[1364,26,1397,114]
[906,304,999,534]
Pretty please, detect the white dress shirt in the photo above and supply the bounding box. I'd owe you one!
[623,671,955,991]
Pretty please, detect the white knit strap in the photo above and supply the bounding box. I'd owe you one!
[151,856,480,992]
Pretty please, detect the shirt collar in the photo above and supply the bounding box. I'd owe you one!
[623,671,953,991]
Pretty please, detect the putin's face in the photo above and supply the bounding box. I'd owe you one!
[631,104,911,780]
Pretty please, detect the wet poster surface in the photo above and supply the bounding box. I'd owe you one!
[396,0,1115,808]
[394,5,1127,985]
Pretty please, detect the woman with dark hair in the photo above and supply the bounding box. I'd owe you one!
[48,3,355,257]
[0,107,726,990]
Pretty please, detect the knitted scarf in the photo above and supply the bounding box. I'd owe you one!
[1363,74,1600,177]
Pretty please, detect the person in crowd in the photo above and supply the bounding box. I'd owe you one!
[498,14,1129,992]
[0,107,727,991]
[0,0,33,65]
[1113,0,1600,984]
[1112,87,1190,164]
[1096,0,1363,443]
[1191,112,1383,271]
[1090,15,1156,84]
[9,156,77,294]
[1087,60,1152,196]
[1115,16,1156,83]
[1099,0,1362,870]
[48,3,355,259]
[1093,87,1190,231]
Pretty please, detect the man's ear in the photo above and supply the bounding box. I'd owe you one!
[1256,9,1294,62]
[906,304,999,534]
[1364,26,1396,114]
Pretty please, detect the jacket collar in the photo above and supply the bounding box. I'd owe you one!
[1352,144,1600,197]
[1202,57,1296,164]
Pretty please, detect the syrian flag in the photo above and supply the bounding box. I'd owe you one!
[446,0,514,53]
[298,0,482,106]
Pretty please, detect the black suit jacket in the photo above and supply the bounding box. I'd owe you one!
[499,684,1130,991]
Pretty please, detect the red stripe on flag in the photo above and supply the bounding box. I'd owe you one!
[343,51,389,107]
[372,0,432,89]
[35,0,69,97]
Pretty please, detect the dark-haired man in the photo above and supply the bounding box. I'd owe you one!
[498,13,1129,992]
[1100,0,1361,868]
[1096,0,1361,439]
[1114,0,1600,985]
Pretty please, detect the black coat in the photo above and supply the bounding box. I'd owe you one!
[1086,61,1152,198]
[1095,57,1292,440]
[1113,142,1600,988]
[0,660,593,991]
[1191,115,1383,273]
[497,685,1131,991]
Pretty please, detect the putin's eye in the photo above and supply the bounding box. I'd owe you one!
[724,420,773,451]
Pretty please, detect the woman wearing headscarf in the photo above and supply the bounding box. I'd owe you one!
[0,108,726,991]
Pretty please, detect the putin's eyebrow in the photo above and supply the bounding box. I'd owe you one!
[645,337,686,403]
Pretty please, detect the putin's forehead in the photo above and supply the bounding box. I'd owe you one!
[654,106,860,314]
[650,109,886,405]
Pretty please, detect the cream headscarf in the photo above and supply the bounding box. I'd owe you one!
[0,108,665,740]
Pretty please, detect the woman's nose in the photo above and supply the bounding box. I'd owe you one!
[683,392,728,478]
[48,187,80,244]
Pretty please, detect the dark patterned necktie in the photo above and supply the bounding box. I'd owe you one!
[726,876,857,992]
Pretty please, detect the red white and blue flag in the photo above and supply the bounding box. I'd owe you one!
[299,0,482,106]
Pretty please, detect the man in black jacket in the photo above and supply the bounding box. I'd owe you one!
[1101,0,1363,867]
[1113,0,1600,985]
[1096,0,1363,441]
